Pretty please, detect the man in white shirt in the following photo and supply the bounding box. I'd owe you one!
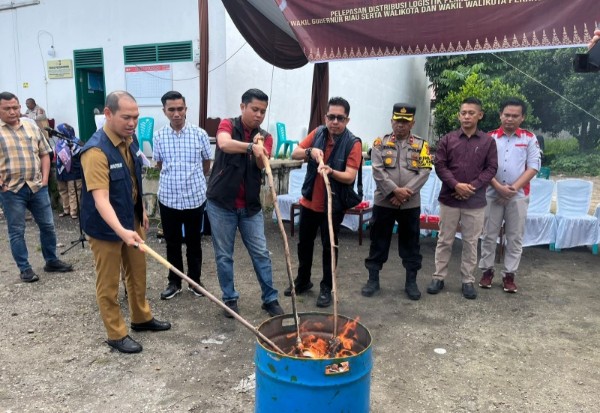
[478,98,541,293]
[153,91,212,300]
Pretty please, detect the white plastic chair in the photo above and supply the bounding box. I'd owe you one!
[553,179,598,253]
[523,178,557,248]
[273,163,307,223]
[341,165,374,232]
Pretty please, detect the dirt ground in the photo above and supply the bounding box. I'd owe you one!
[1,206,599,413]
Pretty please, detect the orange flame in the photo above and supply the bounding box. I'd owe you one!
[288,316,361,359]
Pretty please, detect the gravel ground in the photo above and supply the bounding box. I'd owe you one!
[0,211,599,412]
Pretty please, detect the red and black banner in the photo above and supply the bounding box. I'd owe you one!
[276,0,597,62]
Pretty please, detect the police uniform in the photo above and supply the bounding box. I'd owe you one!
[363,104,432,299]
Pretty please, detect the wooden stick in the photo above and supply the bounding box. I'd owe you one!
[317,155,339,340]
[136,242,285,355]
[256,136,303,351]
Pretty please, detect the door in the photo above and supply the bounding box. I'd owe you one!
[74,49,105,142]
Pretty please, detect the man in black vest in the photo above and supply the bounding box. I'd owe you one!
[287,97,363,308]
[206,89,284,318]
[81,91,171,354]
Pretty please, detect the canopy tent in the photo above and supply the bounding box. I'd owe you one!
[203,0,596,131]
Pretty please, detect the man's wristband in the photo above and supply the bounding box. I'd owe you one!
[305,147,312,158]
[247,142,254,154]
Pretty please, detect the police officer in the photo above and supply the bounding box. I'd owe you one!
[363,104,432,300]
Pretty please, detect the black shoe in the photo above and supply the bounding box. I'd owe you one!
[361,280,380,297]
[316,289,332,308]
[284,280,313,297]
[223,300,239,318]
[426,279,444,294]
[131,318,172,332]
[43,259,73,273]
[188,282,205,297]
[262,299,285,317]
[106,335,142,353]
[462,282,477,299]
[405,281,421,301]
[160,284,182,300]
[20,268,40,283]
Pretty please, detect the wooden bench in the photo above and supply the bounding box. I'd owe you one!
[290,202,373,246]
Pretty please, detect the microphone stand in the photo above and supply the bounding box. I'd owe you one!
[60,141,86,254]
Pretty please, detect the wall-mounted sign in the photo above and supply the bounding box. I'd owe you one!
[22,82,29,88]
[125,64,173,106]
[47,59,73,79]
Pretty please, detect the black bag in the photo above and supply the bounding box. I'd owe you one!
[339,183,362,211]
[201,203,211,236]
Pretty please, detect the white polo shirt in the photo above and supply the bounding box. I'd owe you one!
[487,127,541,198]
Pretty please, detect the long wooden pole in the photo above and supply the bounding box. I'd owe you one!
[317,156,339,340]
[256,137,303,351]
[136,243,285,355]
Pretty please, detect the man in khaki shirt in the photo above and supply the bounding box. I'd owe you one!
[0,91,73,282]
[363,103,432,300]
[80,91,170,354]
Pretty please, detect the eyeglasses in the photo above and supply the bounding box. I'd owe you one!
[325,114,347,122]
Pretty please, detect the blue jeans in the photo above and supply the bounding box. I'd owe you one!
[207,201,278,304]
[0,185,58,272]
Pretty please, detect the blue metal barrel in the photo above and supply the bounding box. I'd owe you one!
[255,312,373,413]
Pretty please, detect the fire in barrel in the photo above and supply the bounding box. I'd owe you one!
[255,312,373,413]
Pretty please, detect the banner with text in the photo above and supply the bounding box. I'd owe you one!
[276,0,597,62]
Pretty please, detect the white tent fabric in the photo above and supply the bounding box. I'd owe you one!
[554,179,598,250]
[522,178,556,247]
[273,163,306,223]
[341,166,374,231]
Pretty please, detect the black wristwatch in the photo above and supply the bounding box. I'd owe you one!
[247,142,254,154]
[305,147,312,158]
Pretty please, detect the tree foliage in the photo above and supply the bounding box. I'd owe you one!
[426,49,600,152]
[433,73,537,137]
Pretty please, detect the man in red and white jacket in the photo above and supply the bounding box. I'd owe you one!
[478,98,541,293]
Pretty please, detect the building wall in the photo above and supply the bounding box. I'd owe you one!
[1,0,431,149]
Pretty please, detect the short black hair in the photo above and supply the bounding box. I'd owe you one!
[105,91,136,113]
[161,90,186,106]
[0,92,19,102]
[328,96,350,116]
[241,88,268,105]
[461,97,483,109]
[499,97,527,116]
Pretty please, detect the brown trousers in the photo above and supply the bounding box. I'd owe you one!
[89,221,152,340]
[57,179,82,217]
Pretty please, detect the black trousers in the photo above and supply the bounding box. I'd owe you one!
[159,201,204,287]
[364,205,422,274]
[296,205,344,291]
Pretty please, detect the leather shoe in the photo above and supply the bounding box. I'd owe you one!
[462,282,477,299]
[426,279,444,294]
[131,318,171,332]
[43,259,73,273]
[106,335,142,353]
[20,268,40,283]
[284,280,313,297]
[316,289,332,308]
[223,300,239,318]
[262,299,285,317]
